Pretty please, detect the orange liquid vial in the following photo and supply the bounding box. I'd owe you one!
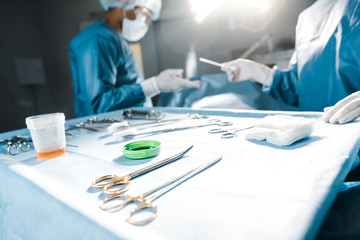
[37,147,66,159]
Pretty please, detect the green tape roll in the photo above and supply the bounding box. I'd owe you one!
[123,140,161,159]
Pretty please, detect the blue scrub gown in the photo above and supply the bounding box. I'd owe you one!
[273,0,360,238]
[265,0,360,111]
[69,20,152,117]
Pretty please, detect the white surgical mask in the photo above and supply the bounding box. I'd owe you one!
[122,14,149,42]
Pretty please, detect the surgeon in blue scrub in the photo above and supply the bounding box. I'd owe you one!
[222,0,360,238]
[221,0,360,113]
[69,0,200,117]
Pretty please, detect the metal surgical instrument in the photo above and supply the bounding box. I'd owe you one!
[100,156,222,225]
[0,135,32,155]
[199,58,223,68]
[119,119,233,139]
[129,113,209,128]
[66,117,123,132]
[209,126,253,138]
[123,109,165,120]
[92,145,194,195]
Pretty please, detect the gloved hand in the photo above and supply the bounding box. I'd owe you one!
[322,91,360,124]
[140,69,201,98]
[221,58,274,86]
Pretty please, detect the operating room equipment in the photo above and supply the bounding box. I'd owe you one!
[0,135,31,155]
[66,117,123,132]
[123,109,165,120]
[199,58,223,68]
[100,156,222,225]
[113,119,233,141]
[108,113,209,133]
[240,34,274,59]
[199,58,237,78]
[92,145,194,195]
[129,113,208,126]
[209,126,253,138]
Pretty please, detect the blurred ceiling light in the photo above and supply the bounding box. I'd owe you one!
[227,0,284,32]
[189,0,224,23]
[230,0,272,12]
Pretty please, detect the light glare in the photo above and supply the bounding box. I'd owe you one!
[189,0,223,23]
[230,0,272,12]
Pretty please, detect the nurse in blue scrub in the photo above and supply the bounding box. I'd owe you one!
[69,0,200,117]
[222,0,360,238]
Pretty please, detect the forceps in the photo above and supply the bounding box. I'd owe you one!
[109,113,209,133]
[209,126,253,138]
[119,119,233,139]
[100,156,222,225]
[0,136,31,155]
[66,117,123,132]
[129,113,209,128]
[92,145,194,195]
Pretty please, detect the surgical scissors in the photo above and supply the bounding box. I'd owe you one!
[92,145,194,195]
[117,119,233,139]
[100,156,222,225]
[208,126,253,138]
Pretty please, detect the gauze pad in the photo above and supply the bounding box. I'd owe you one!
[246,115,313,146]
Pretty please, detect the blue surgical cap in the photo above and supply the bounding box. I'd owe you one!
[99,0,162,20]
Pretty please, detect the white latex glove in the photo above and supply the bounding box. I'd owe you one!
[246,115,313,146]
[322,91,360,124]
[221,58,274,86]
[140,69,201,98]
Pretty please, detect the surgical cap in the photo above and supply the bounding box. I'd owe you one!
[100,0,162,20]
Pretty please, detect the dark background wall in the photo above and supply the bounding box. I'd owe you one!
[0,0,315,133]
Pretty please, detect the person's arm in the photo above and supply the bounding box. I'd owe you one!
[79,36,201,114]
[263,61,299,106]
[86,38,146,114]
[221,55,299,107]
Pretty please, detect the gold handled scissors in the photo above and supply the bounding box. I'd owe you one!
[92,145,194,195]
[100,156,222,225]
[208,126,253,138]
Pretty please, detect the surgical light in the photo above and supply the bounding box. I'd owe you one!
[189,0,224,23]
[231,0,271,12]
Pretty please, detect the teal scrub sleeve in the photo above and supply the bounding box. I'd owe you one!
[263,62,299,107]
[80,37,146,115]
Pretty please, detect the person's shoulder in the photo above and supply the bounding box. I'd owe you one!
[70,20,118,47]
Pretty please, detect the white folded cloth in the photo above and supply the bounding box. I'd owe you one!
[113,127,138,141]
[246,115,313,146]
[107,121,130,133]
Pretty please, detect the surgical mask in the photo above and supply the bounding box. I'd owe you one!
[122,14,149,42]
